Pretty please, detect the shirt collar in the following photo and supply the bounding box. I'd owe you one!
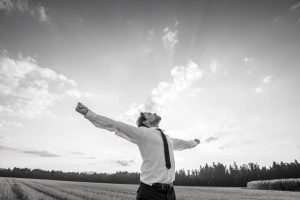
[150,127,159,130]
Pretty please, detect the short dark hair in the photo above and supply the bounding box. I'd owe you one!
[136,112,147,127]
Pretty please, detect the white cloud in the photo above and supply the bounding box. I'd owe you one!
[37,6,48,22]
[209,117,246,150]
[141,47,153,57]
[243,57,253,63]
[66,89,82,98]
[121,103,146,125]
[14,0,29,13]
[147,29,154,40]
[149,61,203,111]
[0,144,17,151]
[0,0,49,22]
[189,88,205,97]
[121,61,204,124]
[253,115,260,123]
[23,150,60,157]
[212,117,243,135]
[262,75,273,84]
[255,87,262,93]
[0,54,86,127]
[243,57,257,74]
[58,74,77,86]
[209,59,218,73]
[205,136,218,143]
[0,119,22,130]
[251,75,272,96]
[290,1,300,11]
[83,92,92,98]
[116,159,135,167]
[0,0,13,11]
[162,27,178,50]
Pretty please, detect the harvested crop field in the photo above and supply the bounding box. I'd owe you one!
[1,177,300,200]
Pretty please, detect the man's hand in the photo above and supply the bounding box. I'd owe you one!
[194,139,200,144]
[76,102,89,116]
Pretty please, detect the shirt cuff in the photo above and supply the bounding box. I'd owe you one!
[84,110,95,119]
[191,140,198,147]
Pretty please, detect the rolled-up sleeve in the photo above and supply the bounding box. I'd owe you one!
[84,111,145,144]
[171,138,198,151]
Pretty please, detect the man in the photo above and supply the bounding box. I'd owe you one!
[75,102,200,200]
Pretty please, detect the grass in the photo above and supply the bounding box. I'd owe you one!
[0,177,300,200]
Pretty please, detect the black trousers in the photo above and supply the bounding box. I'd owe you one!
[136,182,176,200]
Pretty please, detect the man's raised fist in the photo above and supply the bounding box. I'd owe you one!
[194,139,200,144]
[75,102,89,116]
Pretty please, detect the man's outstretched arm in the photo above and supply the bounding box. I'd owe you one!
[171,138,200,151]
[75,102,145,144]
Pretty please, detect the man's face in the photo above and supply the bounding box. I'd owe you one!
[143,112,161,126]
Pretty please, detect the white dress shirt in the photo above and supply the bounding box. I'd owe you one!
[84,110,198,185]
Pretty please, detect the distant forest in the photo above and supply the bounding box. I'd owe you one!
[1,160,300,187]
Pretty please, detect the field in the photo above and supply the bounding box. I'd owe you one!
[1,177,300,200]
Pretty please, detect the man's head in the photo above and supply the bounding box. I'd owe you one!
[136,112,161,128]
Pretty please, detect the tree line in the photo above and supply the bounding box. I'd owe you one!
[1,160,300,187]
[175,160,300,186]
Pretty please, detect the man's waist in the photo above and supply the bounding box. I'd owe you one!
[141,182,174,191]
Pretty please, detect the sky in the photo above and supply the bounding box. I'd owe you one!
[0,0,300,173]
